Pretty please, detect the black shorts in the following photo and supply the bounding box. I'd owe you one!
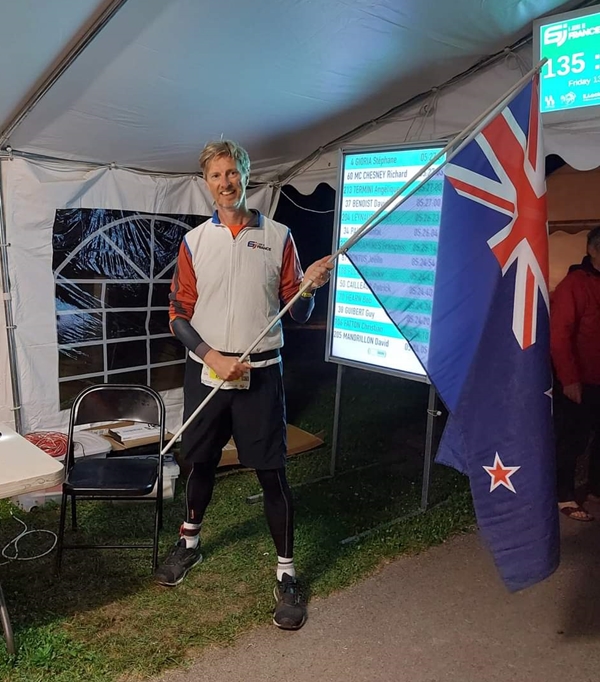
[180,357,287,470]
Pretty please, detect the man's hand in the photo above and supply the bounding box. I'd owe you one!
[204,350,251,381]
[563,382,582,404]
[302,255,334,292]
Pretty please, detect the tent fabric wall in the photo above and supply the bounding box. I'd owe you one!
[547,165,600,225]
[0,157,274,434]
[549,230,589,292]
[276,44,600,195]
[546,165,599,292]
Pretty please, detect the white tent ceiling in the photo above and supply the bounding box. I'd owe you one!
[0,0,597,433]
[0,0,587,180]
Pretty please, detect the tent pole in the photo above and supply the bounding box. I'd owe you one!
[0,0,131,147]
[0,162,23,433]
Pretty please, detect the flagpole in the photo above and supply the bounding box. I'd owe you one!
[340,58,547,254]
[160,58,546,456]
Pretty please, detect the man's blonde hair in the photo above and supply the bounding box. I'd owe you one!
[199,140,250,178]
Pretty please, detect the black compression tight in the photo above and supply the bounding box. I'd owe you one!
[185,461,218,524]
[255,468,294,558]
[186,463,294,558]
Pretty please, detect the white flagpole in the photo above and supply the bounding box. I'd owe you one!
[161,58,547,456]
[340,58,547,254]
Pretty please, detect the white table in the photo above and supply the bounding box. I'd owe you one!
[0,424,64,655]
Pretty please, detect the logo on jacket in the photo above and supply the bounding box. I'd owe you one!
[247,241,271,251]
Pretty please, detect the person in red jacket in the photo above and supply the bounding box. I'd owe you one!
[550,226,600,521]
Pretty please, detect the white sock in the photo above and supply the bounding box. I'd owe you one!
[181,522,201,549]
[277,556,296,581]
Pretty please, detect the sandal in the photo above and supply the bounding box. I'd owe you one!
[559,504,594,522]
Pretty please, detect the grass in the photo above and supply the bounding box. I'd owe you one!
[0,329,475,681]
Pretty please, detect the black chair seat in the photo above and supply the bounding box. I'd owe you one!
[64,457,158,496]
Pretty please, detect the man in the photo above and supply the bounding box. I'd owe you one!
[154,139,333,630]
[551,226,600,521]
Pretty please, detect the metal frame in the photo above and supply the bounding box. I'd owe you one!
[0,162,23,432]
[0,583,15,656]
[330,366,441,545]
[55,383,166,573]
[421,382,439,509]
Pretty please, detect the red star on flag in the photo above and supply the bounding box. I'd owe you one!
[483,453,521,493]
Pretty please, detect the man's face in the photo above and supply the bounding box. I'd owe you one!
[205,155,248,211]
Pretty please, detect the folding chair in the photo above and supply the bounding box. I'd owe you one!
[55,384,166,573]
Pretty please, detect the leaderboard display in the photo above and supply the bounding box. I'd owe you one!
[326,144,445,380]
[535,5,600,116]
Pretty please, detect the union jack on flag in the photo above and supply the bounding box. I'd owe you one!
[444,77,548,350]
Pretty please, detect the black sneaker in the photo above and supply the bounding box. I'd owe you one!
[154,539,202,587]
[273,573,306,630]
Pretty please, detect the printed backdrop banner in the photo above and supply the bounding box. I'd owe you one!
[1,157,275,433]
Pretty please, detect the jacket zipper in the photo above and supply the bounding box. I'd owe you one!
[226,225,254,351]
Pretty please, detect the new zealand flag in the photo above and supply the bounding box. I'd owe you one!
[348,77,559,591]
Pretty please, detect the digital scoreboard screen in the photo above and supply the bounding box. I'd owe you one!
[326,144,446,381]
[536,6,600,115]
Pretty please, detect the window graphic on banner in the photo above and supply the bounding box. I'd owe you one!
[328,146,445,379]
[537,7,600,113]
[53,209,207,407]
